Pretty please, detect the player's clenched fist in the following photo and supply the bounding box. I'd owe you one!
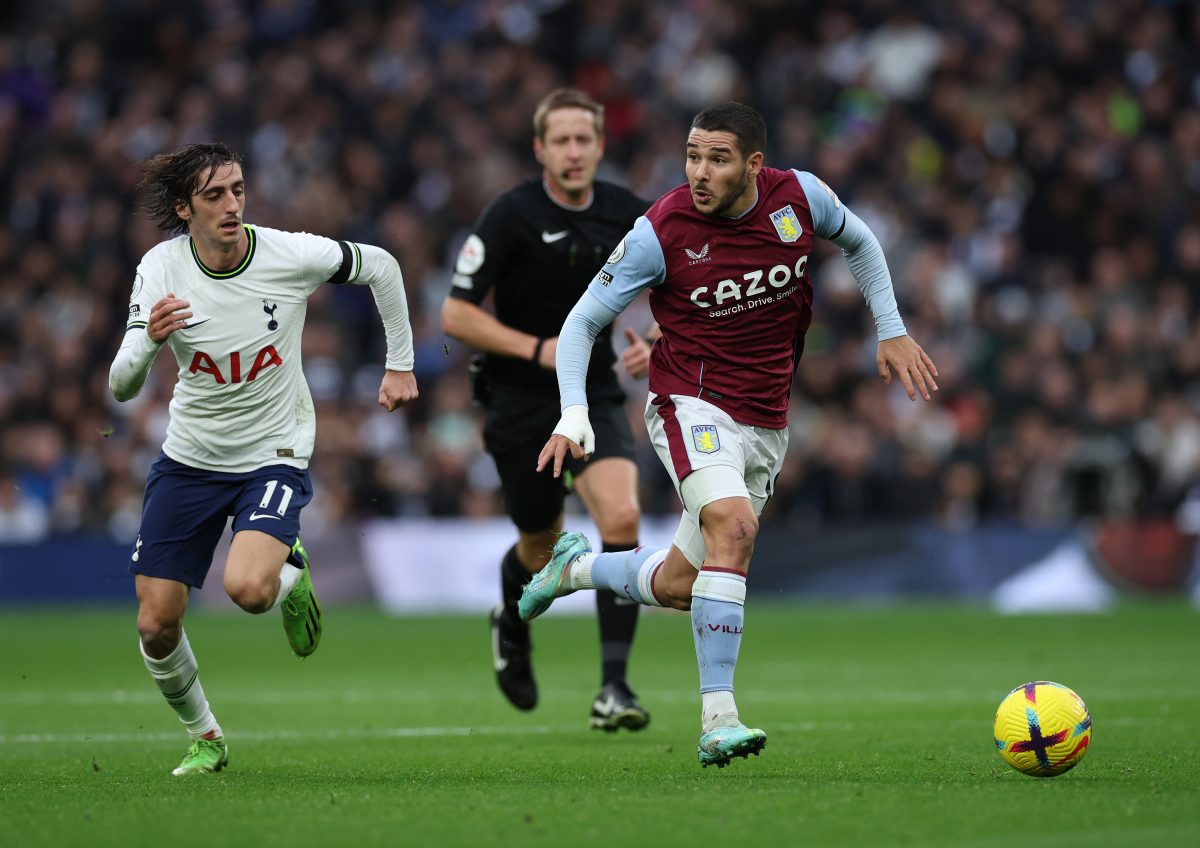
[148,293,192,344]
[378,369,419,411]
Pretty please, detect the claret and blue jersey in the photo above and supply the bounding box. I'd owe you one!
[583,167,901,429]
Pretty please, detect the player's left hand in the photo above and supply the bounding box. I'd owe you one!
[620,328,652,379]
[877,335,938,401]
[379,369,419,411]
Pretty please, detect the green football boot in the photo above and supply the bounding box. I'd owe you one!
[518,531,591,621]
[171,736,228,776]
[281,538,323,657]
[698,723,767,768]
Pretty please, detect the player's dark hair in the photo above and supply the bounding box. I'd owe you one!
[533,88,604,139]
[137,142,243,234]
[690,103,766,159]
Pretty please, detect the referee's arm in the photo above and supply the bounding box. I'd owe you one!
[442,297,550,368]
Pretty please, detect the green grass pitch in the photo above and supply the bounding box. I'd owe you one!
[2,602,1198,847]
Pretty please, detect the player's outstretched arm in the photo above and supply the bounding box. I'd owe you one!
[352,243,415,377]
[536,291,618,477]
[109,293,187,401]
[877,335,938,401]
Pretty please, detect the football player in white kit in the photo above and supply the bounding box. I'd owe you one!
[109,143,418,776]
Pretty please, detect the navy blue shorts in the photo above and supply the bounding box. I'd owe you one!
[130,453,313,589]
[484,387,636,533]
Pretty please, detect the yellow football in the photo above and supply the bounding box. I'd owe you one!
[993,681,1092,777]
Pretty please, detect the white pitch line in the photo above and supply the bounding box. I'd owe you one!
[2,686,1198,707]
[0,725,555,745]
[0,717,1158,746]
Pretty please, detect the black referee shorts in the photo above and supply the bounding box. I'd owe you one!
[483,384,636,533]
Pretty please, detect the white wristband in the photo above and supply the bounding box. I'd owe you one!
[552,404,595,457]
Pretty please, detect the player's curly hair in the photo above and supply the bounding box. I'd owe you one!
[136,142,243,235]
[691,103,766,159]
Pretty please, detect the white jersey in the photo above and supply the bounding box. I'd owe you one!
[125,224,361,473]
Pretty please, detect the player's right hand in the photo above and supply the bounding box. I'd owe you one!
[536,404,594,478]
[147,293,192,344]
[621,328,651,379]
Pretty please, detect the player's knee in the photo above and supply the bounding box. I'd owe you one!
[224,571,276,614]
[705,510,758,565]
[136,608,182,654]
[598,502,640,544]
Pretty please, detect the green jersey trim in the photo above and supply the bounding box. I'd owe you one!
[190,225,257,279]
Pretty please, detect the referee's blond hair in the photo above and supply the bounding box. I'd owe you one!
[533,88,604,140]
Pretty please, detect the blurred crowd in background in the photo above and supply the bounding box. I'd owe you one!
[2,0,1199,545]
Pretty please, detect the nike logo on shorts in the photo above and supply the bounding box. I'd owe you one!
[248,512,281,521]
[541,230,569,243]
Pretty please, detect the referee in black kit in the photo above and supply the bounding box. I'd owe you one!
[442,88,652,731]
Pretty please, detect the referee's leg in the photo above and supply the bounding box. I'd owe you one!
[489,439,567,712]
[574,455,650,731]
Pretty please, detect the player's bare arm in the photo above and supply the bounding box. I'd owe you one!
[378,369,419,411]
[877,335,939,401]
[147,293,192,344]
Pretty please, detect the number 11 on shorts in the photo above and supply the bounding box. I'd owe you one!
[259,479,294,516]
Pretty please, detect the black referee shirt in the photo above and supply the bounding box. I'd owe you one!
[449,177,649,394]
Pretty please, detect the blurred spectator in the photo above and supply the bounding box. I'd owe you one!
[0,0,1197,586]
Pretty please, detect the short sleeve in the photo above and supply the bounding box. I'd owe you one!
[286,230,350,294]
[125,250,169,332]
[447,194,516,305]
[587,215,667,312]
[793,170,847,241]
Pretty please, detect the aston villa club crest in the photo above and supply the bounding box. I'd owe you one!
[691,424,720,454]
[770,205,802,243]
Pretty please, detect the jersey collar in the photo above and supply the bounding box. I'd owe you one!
[190,225,257,279]
[718,188,760,222]
[542,178,594,212]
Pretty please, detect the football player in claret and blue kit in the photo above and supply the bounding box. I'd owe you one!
[525,103,939,767]
[110,143,418,775]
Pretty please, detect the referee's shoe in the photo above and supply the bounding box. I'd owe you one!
[589,680,650,732]
[490,604,537,710]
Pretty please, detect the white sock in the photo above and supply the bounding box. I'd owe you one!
[271,563,304,610]
[701,690,739,733]
[568,553,598,589]
[141,631,222,740]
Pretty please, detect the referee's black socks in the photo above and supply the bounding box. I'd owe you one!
[597,541,641,686]
[499,544,530,634]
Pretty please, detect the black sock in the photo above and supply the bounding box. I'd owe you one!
[596,541,640,686]
[500,544,531,635]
